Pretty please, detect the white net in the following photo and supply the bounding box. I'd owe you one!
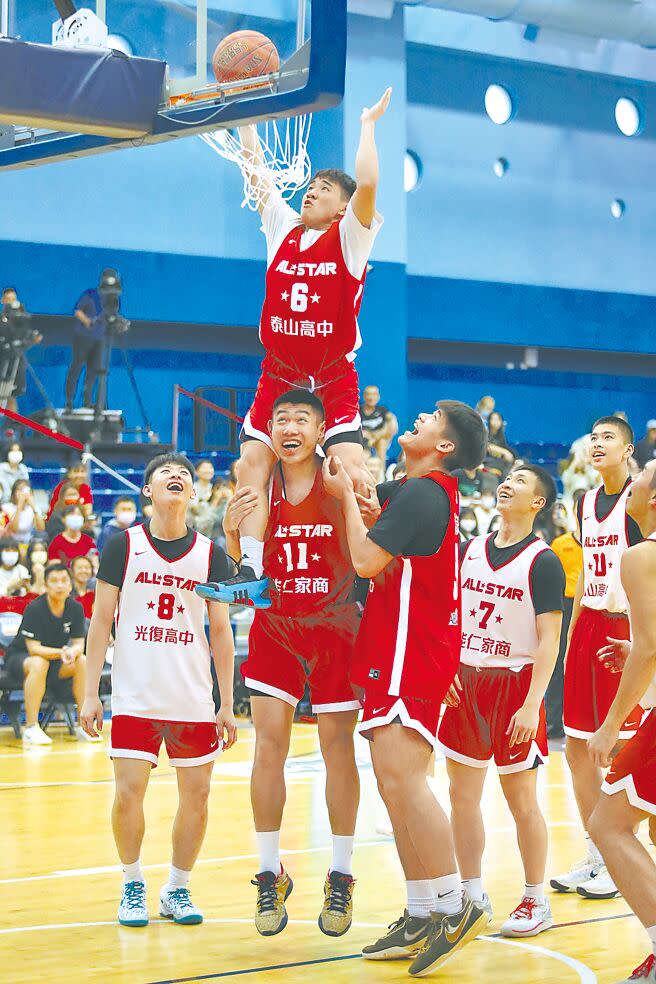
[199,115,313,210]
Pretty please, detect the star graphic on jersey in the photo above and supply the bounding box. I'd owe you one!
[177,605,185,614]
[278,554,285,564]
[281,290,289,301]
[588,563,594,571]
[147,601,155,610]
[495,614,503,623]
[469,609,477,618]
[288,238,296,245]
[312,553,321,562]
[310,293,320,303]
[608,561,613,569]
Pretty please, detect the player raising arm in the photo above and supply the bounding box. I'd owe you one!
[208,89,391,608]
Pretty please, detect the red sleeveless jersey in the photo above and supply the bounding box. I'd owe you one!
[259,220,367,378]
[264,463,355,616]
[352,472,461,699]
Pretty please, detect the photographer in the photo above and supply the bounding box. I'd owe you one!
[1,287,42,412]
[65,269,126,410]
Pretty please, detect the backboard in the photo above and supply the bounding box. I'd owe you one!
[0,0,345,169]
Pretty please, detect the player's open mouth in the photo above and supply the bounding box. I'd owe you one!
[498,489,512,500]
[591,451,605,460]
[282,440,301,451]
[167,481,184,492]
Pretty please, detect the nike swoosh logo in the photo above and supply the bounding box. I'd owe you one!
[508,752,523,761]
[371,707,387,716]
[273,500,281,506]
[135,550,147,556]
[334,416,351,424]
[403,927,426,943]
[444,909,470,944]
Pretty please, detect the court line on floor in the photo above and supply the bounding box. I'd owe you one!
[484,936,596,984]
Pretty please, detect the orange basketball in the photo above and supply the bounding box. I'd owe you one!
[212,30,280,84]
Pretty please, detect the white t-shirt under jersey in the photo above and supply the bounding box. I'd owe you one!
[261,195,383,277]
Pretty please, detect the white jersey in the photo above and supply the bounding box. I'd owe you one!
[581,484,631,614]
[460,533,551,670]
[111,524,215,723]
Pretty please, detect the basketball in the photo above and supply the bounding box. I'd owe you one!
[212,30,280,84]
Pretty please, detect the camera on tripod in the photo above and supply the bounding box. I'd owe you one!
[0,299,40,350]
[99,268,130,335]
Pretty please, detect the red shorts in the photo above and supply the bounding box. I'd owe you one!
[241,356,362,448]
[438,663,548,774]
[563,607,642,739]
[110,715,221,768]
[242,606,360,713]
[358,690,447,749]
[602,708,656,814]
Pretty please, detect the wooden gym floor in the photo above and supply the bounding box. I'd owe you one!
[0,722,651,984]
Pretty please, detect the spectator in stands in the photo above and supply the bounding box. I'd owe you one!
[48,505,96,565]
[46,483,81,540]
[483,410,515,481]
[0,441,30,502]
[459,506,480,542]
[0,537,30,596]
[3,479,45,542]
[476,395,495,421]
[560,444,597,510]
[71,555,95,619]
[633,419,656,469]
[45,461,93,523]
[4,563,93,746]
[360,385,398,469]
[194,459,215,503]
[452,465,484,499]
[188,477,233,541]
[487,513,503,534]
[535,498,571,544]
[97,495,137,552]
[25,538,48,597]
[473,490,498,534]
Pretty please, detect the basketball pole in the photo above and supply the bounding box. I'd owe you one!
[0,0,8,38]
[296,0,307,49]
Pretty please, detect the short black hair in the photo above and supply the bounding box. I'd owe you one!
[510,463,557,512]
[272,389,325,422]
[592,415,634,445]
[438,400,488,472]
[143,452,196,489]
[1,536,19,551]
[45,563,72,583]
[113,495,135,509]
[311,169,356,201]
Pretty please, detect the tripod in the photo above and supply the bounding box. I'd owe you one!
[93,331,157,442]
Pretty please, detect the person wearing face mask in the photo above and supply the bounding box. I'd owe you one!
[0,536,30,596]
[459,507,479,542]
[474,491,499,534]
[46,484,81,540]
[47,505,96,565]
[97,496,137,552]
[0,442,30,502]
[25,539,49,598]
[45,460,94,524]
[3,479,45,542]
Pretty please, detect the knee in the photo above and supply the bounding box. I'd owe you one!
[375,764,409,805]
[505,791,541,826]
[115,780,147,809]
[24,656,48,679]
[565,737,586,771]
[180,776,212,810]
[319,726,355,769]
[449,778,483,815]
[254,733,288,772]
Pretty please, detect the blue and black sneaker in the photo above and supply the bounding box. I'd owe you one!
[195,565,272,609]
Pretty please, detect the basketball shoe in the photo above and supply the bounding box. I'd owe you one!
[550,856,598,893]
[160,887,203,924]
[613,954,656,982]
[22,723,52,746]
[118,880,148,927]
[576,864,620,899]
[362,910,430,960]
[318,870,355,937]
[500,897,553,937]
[196,566,271,609]
[408,897,488,977]
[252,868,293,935]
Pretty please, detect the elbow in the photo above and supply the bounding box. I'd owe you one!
[354,560,378,579]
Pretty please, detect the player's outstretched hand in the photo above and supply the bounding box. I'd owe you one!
[361,87,392,125]
[223,486,258,536]
[507,702,539,747]
[444,674,462,708]
[588,722,619,769]
[217,707,238,751]
[597,636,631,674]
[80,696,104,738]
[322,456,355,500]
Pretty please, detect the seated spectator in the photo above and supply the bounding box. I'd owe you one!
[0,441,29,502]
[634,419,656,469]
[70,554,95,619]
[0,536,30,596]
[48,505,96,565]
[459,506,480,542]
[3,479,46,542]
[188,478,233,540]
[360,385,398,469]
[560,444,597,510]
[3,563,94,746]
[535,498,571,544]
[45,460,93,523]
[194,459,215,503]
[453,466,483,499]
[25,538,48,598]
[97,495,137,551]
[473,490,498,534]
[46,483,82,540]
[475,395,495,421]
[483,410,515,482]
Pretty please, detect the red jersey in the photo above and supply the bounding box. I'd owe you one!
[352,472,461,699]
[46,481,93,521]
[75,590,95,619]
[48,532,96,566]
[259,219,367,379]
[264,463,355,616]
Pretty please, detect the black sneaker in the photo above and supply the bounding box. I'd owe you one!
[362,910,430,960]
[408,897,488,977]
[195,565,271,609]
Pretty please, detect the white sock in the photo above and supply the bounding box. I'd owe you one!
[241,537,264,579]
[122,859,144,885]
[646,923,656,956]
[586,834,603,864]
[462,877,484,903]
[406,880,434,918]
[430,873,462,916]
[164,864,191,892]
[330,835,354,876]
[524,882,545,903]
[256,830,281,874]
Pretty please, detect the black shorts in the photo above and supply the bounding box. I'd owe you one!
[3,650,73,695]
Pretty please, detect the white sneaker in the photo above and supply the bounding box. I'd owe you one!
[22,724,53,746]
[118,880,149,927]
[160,887,203,924]
[550,857,596,893]
[500,897,553,937]
[613,954,656,982]
[76,726,103,743]
[576,864,620,899]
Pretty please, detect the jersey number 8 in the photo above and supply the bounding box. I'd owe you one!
[157,593,175,620]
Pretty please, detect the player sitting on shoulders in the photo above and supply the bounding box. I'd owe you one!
[208,88,392,608]
[439,464,565,938]
[80,453,237,930]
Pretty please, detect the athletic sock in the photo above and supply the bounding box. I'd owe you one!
[462,877,484,903]
[646,924,656,956]
[256,830,281,875]
[164,864,191,893]
[240,537,264,579]
[330,835,354,876]
[122,859,144,885]
[430,873,462,916]
[406,880,434,919]
[585,834,603,865]
[524,882,545,904]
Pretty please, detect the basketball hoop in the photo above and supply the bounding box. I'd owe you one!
[200,114,313,210]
